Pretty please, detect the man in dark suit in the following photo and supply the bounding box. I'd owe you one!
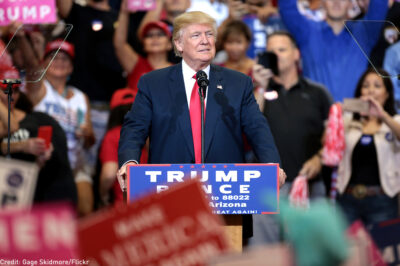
[117,11,286,240]
[118,10,283,171]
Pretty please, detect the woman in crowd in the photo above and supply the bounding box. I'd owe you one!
[114,0,172,93]
[0,66,77,204]
[218,20,254,76]
[337,68,400,225]
[98,89,148,206]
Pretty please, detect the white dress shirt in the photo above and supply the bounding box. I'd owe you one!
[182,59,210,109]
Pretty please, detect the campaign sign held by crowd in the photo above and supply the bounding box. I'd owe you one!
[78,179,230,266]
[127,164,279,214]
[0,203,79,264]
[127,0,156,11]
[0,0,57,26]
[0,157,38,208]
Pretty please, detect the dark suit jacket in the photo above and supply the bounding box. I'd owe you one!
[118,63,281,239]
[118,63,280,166]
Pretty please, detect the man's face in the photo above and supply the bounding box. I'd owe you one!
[174,23,216,70]
[267,35,299,74]
[323,0,351,21]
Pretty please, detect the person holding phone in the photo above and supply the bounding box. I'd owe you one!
[250,31,332,244]
[337,68,400,226]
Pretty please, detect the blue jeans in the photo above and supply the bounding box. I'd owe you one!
[337,192,398,227]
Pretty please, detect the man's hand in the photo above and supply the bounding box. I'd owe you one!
[249,4,277,23]
[76,123,95,149]
[279,167,287,188]
[117,165,128,192]
[252,64,273,89]
[117,162,138,191]
[36,143,53,168]
[7,21,25,37]
[299,154,322,180]
[30,31,46,60]
[228,0,248,19]
[360,95,385,119]
[23,138,47,156]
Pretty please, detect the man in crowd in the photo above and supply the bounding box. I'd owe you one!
[384,40,400,112]
[250,31,332,244]
[279,0,387,101]
[117,11,286,242]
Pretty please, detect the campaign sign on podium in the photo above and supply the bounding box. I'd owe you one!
[127,164,279,214]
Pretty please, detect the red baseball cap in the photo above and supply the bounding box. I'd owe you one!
[110,88,136,109]
[44,39,75,59]
[140,21,171,40]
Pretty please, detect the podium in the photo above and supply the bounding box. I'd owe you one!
[125,163,279,251]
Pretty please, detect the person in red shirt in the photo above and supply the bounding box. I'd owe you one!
[114,0,173,93]
[99,88,148,205]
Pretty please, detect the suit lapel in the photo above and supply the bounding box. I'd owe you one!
[169,63,195,159]
[204,64,223,159]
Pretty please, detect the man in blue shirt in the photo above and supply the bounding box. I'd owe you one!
[279,0,387,101]
[384,40,400,112]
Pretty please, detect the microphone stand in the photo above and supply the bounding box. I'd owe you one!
[198,87,206,164]
[2,79,21,158]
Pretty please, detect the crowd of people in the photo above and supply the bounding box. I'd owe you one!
[0,0,400,252]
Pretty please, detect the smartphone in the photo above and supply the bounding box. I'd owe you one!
[257,51,279,75]
[343,98,369,113]
[37,126,53,149]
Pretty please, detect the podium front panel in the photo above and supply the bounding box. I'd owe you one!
[127,164,279,214]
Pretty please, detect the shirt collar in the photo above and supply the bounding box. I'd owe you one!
[182,59,210,80]
[269,77,303,92]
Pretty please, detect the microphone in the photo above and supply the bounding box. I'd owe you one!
[196,70,209,98]
[196,70,208,164]
[1,79,21,90]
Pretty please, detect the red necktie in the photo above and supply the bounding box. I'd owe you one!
[190,74,202,163]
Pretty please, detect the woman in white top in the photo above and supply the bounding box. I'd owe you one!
[337,68,400,226]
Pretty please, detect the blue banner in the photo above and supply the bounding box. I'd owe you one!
[127,164,279,214]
